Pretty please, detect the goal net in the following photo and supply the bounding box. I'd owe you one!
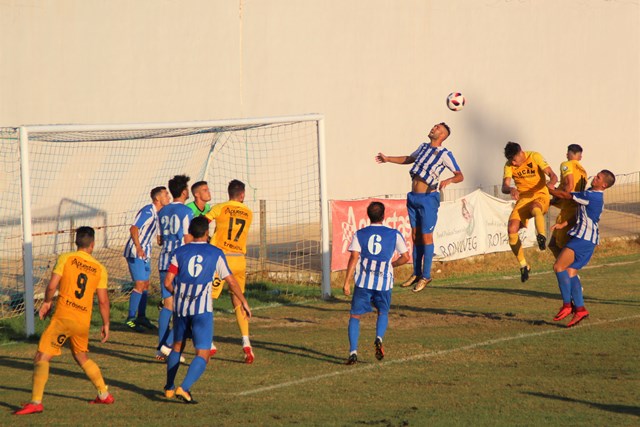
[0,115,329,335]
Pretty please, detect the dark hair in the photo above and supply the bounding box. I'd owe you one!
[189,216,209,238]
[191,180,208,195]
[367,201,385,223]
[601,169,616,188]
[168,175,190,199]
[150,186,167,200]
[567,144,583,154]
[504,141,521,160]
[75,226,95,249]
[439,122,451,137]
[228,179,245,199]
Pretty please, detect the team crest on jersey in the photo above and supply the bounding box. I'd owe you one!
[562,165,569,171]
[527,162,533,168]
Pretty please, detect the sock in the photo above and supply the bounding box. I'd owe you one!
[423,243,434,279]
[570,275,585,307]
[80,359,108,395]
[413,244,425,277]
[180,356,207,392]
[158,307,173,347]
[234,305,249,337]
[242,336,251,348]
[138,290,148,319]
[532,207,546,236]
[509,233,527,267]
[165,351,181,391]
[127,290,142,319]
[348,317,360,353]
[555,270,572,304]
[31,360,50,403]
[376,312,389,339]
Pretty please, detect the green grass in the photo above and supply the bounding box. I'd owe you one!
[1,254,639,426]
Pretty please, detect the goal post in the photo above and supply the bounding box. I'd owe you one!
[1,114,330,337]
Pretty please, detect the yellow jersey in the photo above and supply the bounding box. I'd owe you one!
[205,200,253,254]
[558,159,587,210]
[503,151,550,198]
[52,251,108,326]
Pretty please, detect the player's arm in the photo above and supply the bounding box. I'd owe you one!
[439,170,464,191]
[547,185,572,200]
[561,173,574,192]
[164,270,176,295]
[543,166,558,188]
[224,274,252,319]
[392,251,410,268]
[129,225,146,259]
[376,153,416,165]
[502,177,519,200]
[39,272,62,320]
[342,250,360,297]
[96,288,110,343]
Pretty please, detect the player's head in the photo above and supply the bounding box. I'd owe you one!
[504,142,525,166]
[75,226,95,250]
[168,174,190,199]
[593,169,616,190]
[191,180,211,202]
[188,216,209,239]
[428,122,450,143]
[367,201,385,224]
[151,186,170,206]
[567,144,583,161]
[228,179,245,201]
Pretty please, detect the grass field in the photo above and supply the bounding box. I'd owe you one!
[1,245,639,426]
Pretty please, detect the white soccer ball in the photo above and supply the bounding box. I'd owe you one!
[446,92,465,111]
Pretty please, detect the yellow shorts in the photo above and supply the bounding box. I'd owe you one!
[509,193,550,225]
[552,205,578,249]
[211,254,246,299]
[38,317,90,356]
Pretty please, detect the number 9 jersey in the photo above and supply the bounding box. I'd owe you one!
[51,251,108,326]
[205,200,253,255]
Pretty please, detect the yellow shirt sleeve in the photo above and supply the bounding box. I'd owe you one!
[503,162,513,179]
[530,151,549,171]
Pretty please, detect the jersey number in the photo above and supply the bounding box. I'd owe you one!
[161,214,182,235]
[367,234,383,255]
[227,218,246,242]
[188,255,204,277]
[75,273,88,299]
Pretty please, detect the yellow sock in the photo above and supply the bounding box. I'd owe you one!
[234,305,249,337]
[532,207,546,237]
[81,359,108,395]
[508,233,527,267]
[31,360,50,403]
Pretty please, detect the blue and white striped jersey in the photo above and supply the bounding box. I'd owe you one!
[123,204,159,259]
[169,242,232,317]
[568,189,604,244]
[348,224,409,291]
[409,144,461,188]
[158,203,194,271]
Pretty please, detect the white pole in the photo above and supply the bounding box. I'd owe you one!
[317,117,332,299]
[19,127,35,337]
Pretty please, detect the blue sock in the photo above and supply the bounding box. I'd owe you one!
[376,312,389,339]
[348,317,360,353]
[555,271,572,304]
[570,275,585,307]
[413,244,425,277]
[158,307,173,347]
[181,356,208,392]
[127,291,142,319]
[423,244,434,279]
[138,291,148,319]
[165,351,181,391]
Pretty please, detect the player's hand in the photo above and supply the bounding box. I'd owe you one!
[509,187,519,200]
[241,302,252,319]
[101,324,110,343]
[38,301,52,320]
[375,153,388,164]
[136,247,146,259]
[439,179,450,191]
[550,221,568,231]
[343,282,351,296]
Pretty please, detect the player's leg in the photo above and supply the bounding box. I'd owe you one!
[401,194,420,287]
[125,258,150,332]
[165,317,188,397]
[72,351,113,404]
[157,271,174,359]
[346,287,373,365]
[372,289,392,361]
[228,256,253,363]
[564,239,595,327]
[530,198,549,250]
[176,312,213,403]
[552,246,575,321]
[209,276,224,356]
[136,280,156,329]
[508,202,530,281]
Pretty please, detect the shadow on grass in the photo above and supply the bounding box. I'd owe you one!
[524,391,640,416]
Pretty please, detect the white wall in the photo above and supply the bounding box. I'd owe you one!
[2,0,638,199]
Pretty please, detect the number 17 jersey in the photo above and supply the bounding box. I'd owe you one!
[205,200,253,255]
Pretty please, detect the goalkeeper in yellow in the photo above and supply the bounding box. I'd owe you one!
[14,226,113,415]
[548,144,588,258]
[204,179,255,363]
[502,142,558,282]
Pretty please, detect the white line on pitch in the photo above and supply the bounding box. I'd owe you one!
[233,314,640,396]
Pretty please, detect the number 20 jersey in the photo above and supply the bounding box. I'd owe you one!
[52,251,108,326]
[205,200,253,255]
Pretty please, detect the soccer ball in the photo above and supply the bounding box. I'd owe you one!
[446,92,465,111]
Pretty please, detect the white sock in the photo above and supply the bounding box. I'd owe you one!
[242,336,251,348]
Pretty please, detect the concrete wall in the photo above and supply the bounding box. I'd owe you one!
[2,0,638,199]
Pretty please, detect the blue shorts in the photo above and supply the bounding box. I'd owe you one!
[407,191,440,235]
[350,286,392,316]
[159,271,173,299]
[173,312,213,350]
[126,257,151,281]
[565,238,596,270]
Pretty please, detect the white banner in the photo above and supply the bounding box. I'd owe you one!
[433,189,536,261]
